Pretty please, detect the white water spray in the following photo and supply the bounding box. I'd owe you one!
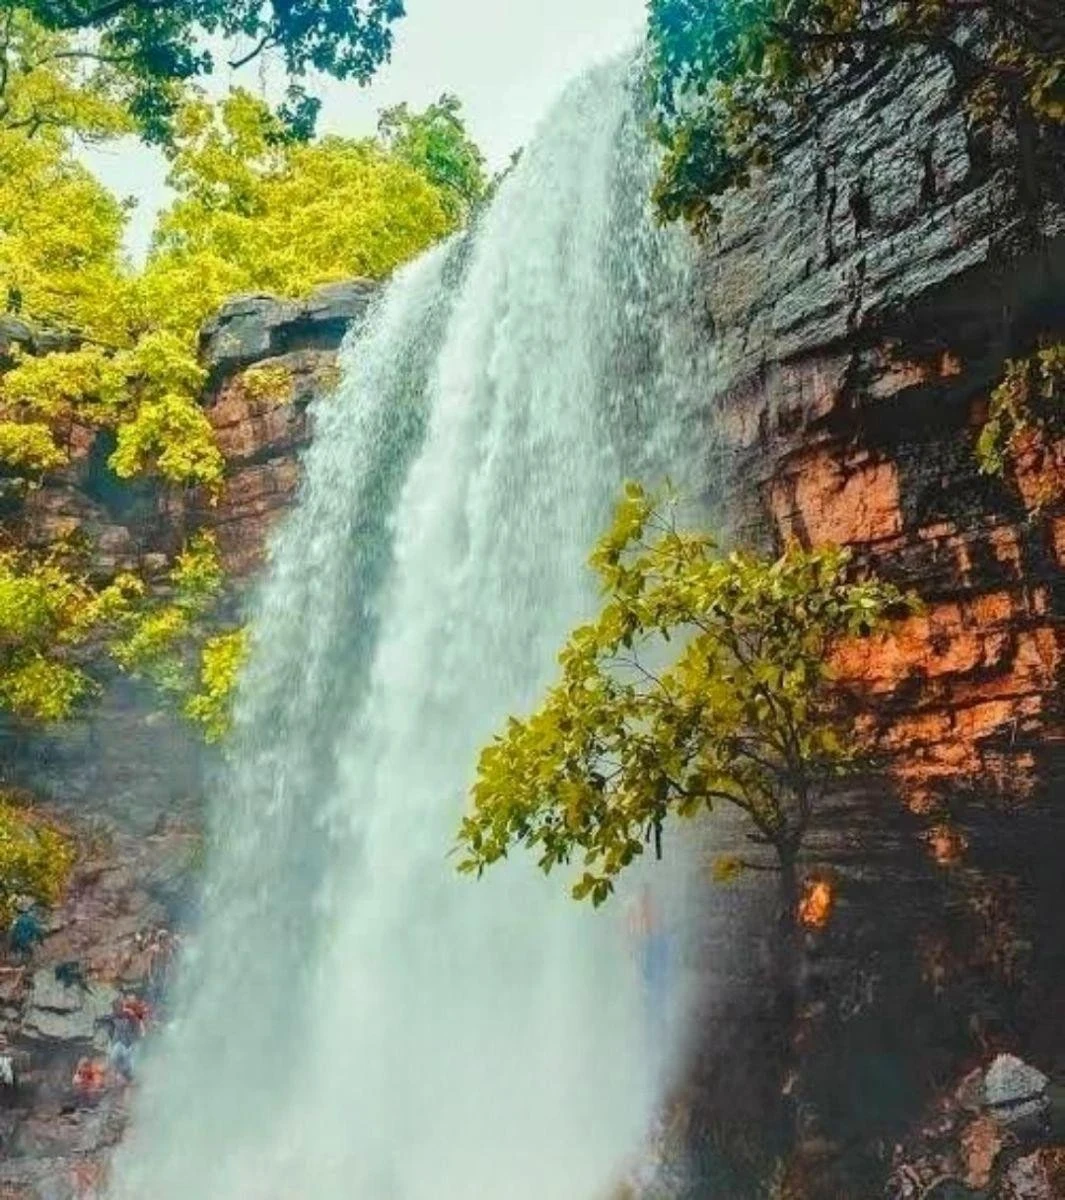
[111,57,713,1200]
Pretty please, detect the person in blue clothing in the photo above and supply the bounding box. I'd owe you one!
[9,902,44,961]
[627,883,672,1056]
[625,882,676,1189]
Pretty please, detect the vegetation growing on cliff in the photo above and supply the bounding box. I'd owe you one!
[977,341,1065,506]
[0,796,73,926]
[184,629,248,743]
[0,13,485,740]
[0,80,482,500]
[0,550,143,722]
[647,0,1065,229]
[457,484,913,906]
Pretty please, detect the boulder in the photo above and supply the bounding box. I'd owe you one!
[199,279,376,382]
[984,1055,1051,1130]
[996,1150,1065,1200]
[22,973,117,1044]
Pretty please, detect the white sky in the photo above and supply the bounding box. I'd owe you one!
[82,0,646,262]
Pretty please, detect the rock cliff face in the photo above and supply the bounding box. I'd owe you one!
[194,280,376,576]
[699,47,1065,808]
[675,47,1065,1200]
[0,284,373,1198]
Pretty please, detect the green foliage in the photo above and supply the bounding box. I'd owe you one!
[378,92,488,220]
[0,796,74,926]
[111,531,224,680]
[0,526,232,733]
[647,0,1065,230]
[977,341,1065,486]
[0,10,137,141]
[0,550,143,722]
[112,533,246,743]
[0,66,478,501]
[0,21,481,745]
[153,88,459,298]
[457,485,914,905]
[184,628,248,742]
[5,0,405,143]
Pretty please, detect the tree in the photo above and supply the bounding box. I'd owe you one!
[647,0,1065,229]
[457,484,914,907]
[152,88,457,297]
[4,0,406,142]
[378,92,488,220]
[0,51,480,735]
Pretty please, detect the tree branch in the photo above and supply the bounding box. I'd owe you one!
[228,32,277,71]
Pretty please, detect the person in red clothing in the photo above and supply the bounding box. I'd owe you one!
[72,1057,108,1105]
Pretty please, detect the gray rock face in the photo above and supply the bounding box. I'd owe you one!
[695,48,1065,513]
[984,1054,1050,1128]
[999,1151,1059,1200]
[0,316,78,362]
[199,278,377,382]
[23,971,118,1043]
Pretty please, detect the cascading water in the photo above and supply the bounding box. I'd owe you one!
[110,55,715,1200]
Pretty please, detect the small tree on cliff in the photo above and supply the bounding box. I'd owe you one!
[457,484,914,908]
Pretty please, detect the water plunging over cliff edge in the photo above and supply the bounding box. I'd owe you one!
[110,57,714,1200]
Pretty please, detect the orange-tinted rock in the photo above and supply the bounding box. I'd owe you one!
[770,448,903,546]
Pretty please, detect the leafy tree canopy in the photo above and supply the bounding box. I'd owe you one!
[5,0,406,141]
[0,79,475,500]
[154,87,458,297]
[378,92,488,220]
[647,0,1065,229]
[457,485,914,906]
[0,37,481,732]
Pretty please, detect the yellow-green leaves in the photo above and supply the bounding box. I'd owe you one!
[0,33,483,744]
[152,89,461,302]
[110,533,246,743]
[0,552,141,722]
[977,342,1065,493]
[184,629,248,743]
[0,797,74,927]
[110,394,224,491]
[0,421,66,471]
[111,532,224,676]
[458,486,915,904]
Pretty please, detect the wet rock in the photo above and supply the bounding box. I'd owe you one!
[995,1149,1065,1200]
[22,974,117,1044]
[199,294,301,377]
[199,278,375,382]
[985,1056,1051,1130]
[0,318,78,363]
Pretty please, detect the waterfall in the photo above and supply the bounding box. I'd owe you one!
[110,55,713,1200]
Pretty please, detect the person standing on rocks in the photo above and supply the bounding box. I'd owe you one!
[627,882,673,1058]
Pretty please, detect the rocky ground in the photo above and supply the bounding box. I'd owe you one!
[0,807,199,1199]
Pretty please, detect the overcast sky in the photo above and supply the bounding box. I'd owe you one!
[83,0,646,261]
